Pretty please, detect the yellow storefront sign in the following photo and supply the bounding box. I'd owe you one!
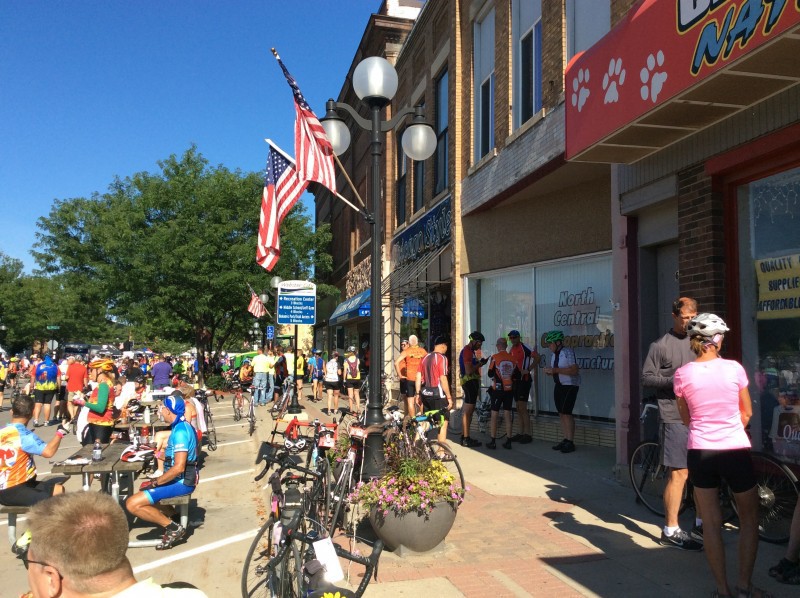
[755,253,800,320]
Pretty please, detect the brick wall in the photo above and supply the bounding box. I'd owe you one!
[676,164,727,316]
[541,0,564,110]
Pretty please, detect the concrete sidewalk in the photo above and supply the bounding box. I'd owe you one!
[262,398,790,597]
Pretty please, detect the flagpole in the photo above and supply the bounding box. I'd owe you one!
[265,138,368,218]
[332,152,367,211]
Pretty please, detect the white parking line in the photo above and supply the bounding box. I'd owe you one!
[199,469,254,484]
[214,423,246,430]
[131,528,259,574]
[215,439,252,448]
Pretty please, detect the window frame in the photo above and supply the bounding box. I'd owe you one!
[434,68,449,195]
[474,8,496,162]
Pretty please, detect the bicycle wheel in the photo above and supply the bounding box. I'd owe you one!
[328,459,354,536]
[733,452,799,544]
[241,515,277,597]
[629,441,670,517]
[205,412,217,451]
[309,457,332,537]
[429,440,465,491]
[232,393,242,421]
[278,539,302,597]
[248,399,256,437]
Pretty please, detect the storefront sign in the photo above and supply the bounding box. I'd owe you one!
[391,196,451,268]
[565,0,800,159]
[755,253,800,319]
[769,405,800,464]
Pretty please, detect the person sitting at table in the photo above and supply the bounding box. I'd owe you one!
[239,359,254,385]
[0,396,69,506]
[126,395,198,550]
[19,491,208,597]
[72,358,117,446]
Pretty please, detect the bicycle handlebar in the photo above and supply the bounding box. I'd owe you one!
[254,442,321,481]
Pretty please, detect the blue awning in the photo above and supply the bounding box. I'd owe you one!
[402,298,425,318]
[329,289,371,325]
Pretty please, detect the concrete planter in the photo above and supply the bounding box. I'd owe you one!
[368,501,457,553]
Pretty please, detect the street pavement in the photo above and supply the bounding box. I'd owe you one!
[1,384,793,597]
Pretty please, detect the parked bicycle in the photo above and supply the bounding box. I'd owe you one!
[243,443,382,597]
[194,389,217,451]
[629,402,799,543]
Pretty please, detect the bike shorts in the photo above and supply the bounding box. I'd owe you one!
[401,380,417,397]
[323,381,339,391]
[33,389,57,405]
[489,389,514,412]
[345,379,362,389]
[0,478,60,506]
[461,379,480,405]
[660,422,689,469]
[553,384,578,415]
[144,480,196,505]
[420,389,449,420]
[513,378,532,402]
[687,448,756,494]
[312,375,324,382]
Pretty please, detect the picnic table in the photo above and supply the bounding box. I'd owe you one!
[51,441,147,502]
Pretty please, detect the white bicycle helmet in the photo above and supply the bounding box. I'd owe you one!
[687,313,730,338]
[283,436,307,453]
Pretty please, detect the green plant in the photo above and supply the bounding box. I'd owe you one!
[348,440,465,516]
[204,374,225,390]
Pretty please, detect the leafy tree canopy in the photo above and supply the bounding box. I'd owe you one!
[32,146,333,365]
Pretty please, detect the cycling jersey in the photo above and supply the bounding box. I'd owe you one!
[0,423,44,490]
[34,359,59,392]
[309,356,324,379]
[164,419,199,485]
[510,342,538,380]
[86,381,116,425]
[400,346,427,381]
[343,356,361,381]
[488,350,518,392]
[419,352,448,398]
[324,359,339,382]
[458,344,481,384]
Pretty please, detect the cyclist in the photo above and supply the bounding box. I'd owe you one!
[7,356,19,394]
[416,336,452,444]
[642,297,703,551]
[543,330,580,454]
[73,358,118,445]
[32,354,60,427]
[343,346,362,414]
[395,334,427,417]
[323,350,341,416]
[126,395,198,550]
[308,348,324,402]
[252,346,270,406]
[486,337,519,450]
[295,349,306,399]
[674,313,762,596]
[458,331,486,447]
[508,330,539,444]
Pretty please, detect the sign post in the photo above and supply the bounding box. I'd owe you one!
[276,281,316,414]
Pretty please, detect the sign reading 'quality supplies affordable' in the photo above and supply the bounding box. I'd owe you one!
[755,253,800,320]
[277,280,316,325]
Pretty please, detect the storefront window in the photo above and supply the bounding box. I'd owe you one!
[739,166,800,464]
[465,253,614,422]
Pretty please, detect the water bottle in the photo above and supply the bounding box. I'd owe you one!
[92,439,102,462]
[144,406,151,425]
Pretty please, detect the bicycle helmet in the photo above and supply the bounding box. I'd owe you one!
[121,445,155,462]
[346,345,356,353]
[507,330,521,338]
[687,313,730,338]
[468,331,485,343]
[89,358,116,372]
[283,436,307,453]
[313,348,322,354]
[544,330,565,344]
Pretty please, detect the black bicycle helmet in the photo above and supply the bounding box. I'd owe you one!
[468,331,485,342]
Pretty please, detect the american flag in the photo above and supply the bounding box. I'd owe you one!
[256,146,308,271]
[247,288,267,318]
[273,50,337,193]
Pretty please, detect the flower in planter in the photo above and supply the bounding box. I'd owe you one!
[348,441,465,516]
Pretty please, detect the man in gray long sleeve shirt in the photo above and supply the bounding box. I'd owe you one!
[642,296,702,551]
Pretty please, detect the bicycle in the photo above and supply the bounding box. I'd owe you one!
[384,406,465,491]
[270,377,296,420]
[244,444,382,597]
[630,403,799,543]
[231,379,252,423]
[195,389,217,451]
[360,373,390,410]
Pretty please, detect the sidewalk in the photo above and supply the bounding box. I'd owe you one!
[261,397,790,597]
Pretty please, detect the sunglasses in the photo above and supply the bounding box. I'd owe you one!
[20,554,61,577]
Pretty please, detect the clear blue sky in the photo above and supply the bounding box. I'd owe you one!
[0,0,379,272]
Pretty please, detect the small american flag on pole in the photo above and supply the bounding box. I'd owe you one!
[272,48,337,193]
[247,286,267,318]
[256,145,308,271]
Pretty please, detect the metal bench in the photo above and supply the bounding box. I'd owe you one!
[128,494,192,548]
[0,505,29,546]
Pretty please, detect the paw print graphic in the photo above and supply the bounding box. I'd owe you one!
[640,51,667,103]
[602,58,626,104]
[571,68,590,112]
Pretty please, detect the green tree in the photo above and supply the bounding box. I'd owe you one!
[33,146,333,379]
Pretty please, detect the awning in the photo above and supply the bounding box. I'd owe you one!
[565,0,800,164]
[381,244,449,300]
[329,288,370,326]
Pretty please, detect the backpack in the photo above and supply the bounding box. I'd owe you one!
[346,358,359,379]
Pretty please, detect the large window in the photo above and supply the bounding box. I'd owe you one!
[434,69,449,195]
[474,8,495,162]
[465,254,614,422]
[413,158,424,213]
[737,166,800,463]
[396,136,407,226]
[566,0,610,61]
[513,0,542,128]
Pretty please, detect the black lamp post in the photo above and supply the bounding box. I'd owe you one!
[321,56,437,478]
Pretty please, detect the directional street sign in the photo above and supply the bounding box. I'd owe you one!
[46,325,60,330]
[266,325,275,340]
[276,280,316,326]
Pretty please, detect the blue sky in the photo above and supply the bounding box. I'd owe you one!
[0,0,379,272]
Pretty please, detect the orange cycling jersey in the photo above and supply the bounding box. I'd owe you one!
[489,350,518,392]
[401,346,427,381]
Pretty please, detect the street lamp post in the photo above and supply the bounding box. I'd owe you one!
[321,56,437,478]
